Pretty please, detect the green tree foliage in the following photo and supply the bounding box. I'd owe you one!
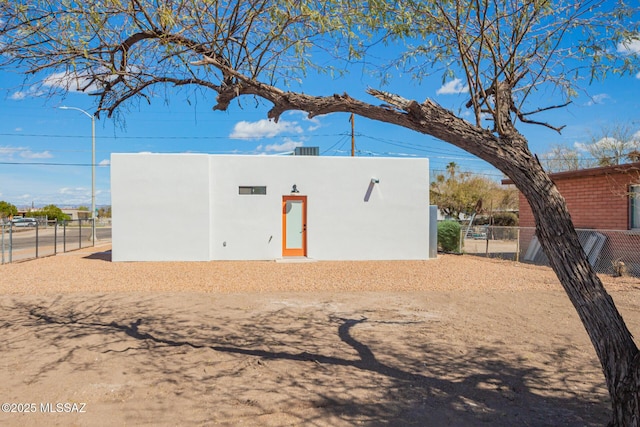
[491,212,519,227]
[27,205,71,222]
[0,200,18,218]
[2,0,640,422]
[431,162,518,220]
[474,212,519,226]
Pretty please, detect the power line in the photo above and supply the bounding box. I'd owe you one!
[0,132,348,141]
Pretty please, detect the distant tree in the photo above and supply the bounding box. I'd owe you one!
[98,206,111,218]
[491,212,519,227]
[628,150,640,163]
[431,163,517,220]
[492,185,519,214]
[579,123,640,167]
[77,206,90,211]
[0,201,18,218]
[27,205,70,222]
[431,163,489,219]
[540,144,588,173]
[540,124,640,172]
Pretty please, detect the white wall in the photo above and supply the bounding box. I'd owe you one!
[111,154,211,261]
[111,153,429,261]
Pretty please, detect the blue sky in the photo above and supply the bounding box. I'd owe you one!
[1,39,639,209]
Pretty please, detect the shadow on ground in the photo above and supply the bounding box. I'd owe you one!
[1,293,610,426]
[83,250,112,262]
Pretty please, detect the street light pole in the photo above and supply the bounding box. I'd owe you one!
[59,106,96,243]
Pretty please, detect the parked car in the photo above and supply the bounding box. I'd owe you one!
[11,217,37,227]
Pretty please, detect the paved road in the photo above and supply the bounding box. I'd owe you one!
[1,226,112,262]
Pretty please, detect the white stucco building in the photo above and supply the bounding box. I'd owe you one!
[111,153,432,261]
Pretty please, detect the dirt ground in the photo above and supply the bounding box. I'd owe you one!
[1,245,640,426]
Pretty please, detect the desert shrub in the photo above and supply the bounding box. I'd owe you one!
[438,220,461,253]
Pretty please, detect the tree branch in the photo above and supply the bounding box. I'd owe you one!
[511,101,572,133]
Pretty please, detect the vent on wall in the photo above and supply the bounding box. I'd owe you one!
[294,147,319,156]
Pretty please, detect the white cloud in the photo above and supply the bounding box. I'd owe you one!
[15,194,32,201]
[574,136,622,152]
[305,118,322,132]
[286,111,322,131]
[0,146,18,157]
[59,187,87,195]
[585,93,609,106]
[636,71,640,79]
[10,87,45,100]
[21,150,52,160]
[43,70,104,93]
[436,78,469,95]
[10,69,109,100]
[257,138,303,153]
[0,146,52,160]
[55,187,91,206]
[617,38,640,54]
[230,119,303,139]
[10,91,26,100]
[98,159,110,166]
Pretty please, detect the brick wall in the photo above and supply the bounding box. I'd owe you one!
[517,166,639,230]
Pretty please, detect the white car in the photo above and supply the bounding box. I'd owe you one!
[11,217,37,227]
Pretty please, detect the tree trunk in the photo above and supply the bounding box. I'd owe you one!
[506,150,640,426]
[223,85,640,424]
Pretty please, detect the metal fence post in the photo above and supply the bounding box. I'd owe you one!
[79,219,82,249]
[54,220,58,255]
[485,228,489,257]
[516,228,520,263]
[35,222,39,259]
[8,224,12,263]
[1,223,4,264]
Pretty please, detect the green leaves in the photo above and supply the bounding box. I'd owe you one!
[0,201,18,218]
[1,0,637,123]
[28,204,70,222]
[430,162,515,220]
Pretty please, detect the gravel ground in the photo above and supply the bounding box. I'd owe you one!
[2,243,640,426]
[0,242,599,294]
[1,242,638,294]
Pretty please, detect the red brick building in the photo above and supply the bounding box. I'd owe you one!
[514,162,640,230]
[504,162,640,275]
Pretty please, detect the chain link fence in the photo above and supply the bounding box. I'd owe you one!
[461,225,640,277]
[1,219,111,264]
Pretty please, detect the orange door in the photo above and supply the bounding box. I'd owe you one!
[282,196,307,256]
